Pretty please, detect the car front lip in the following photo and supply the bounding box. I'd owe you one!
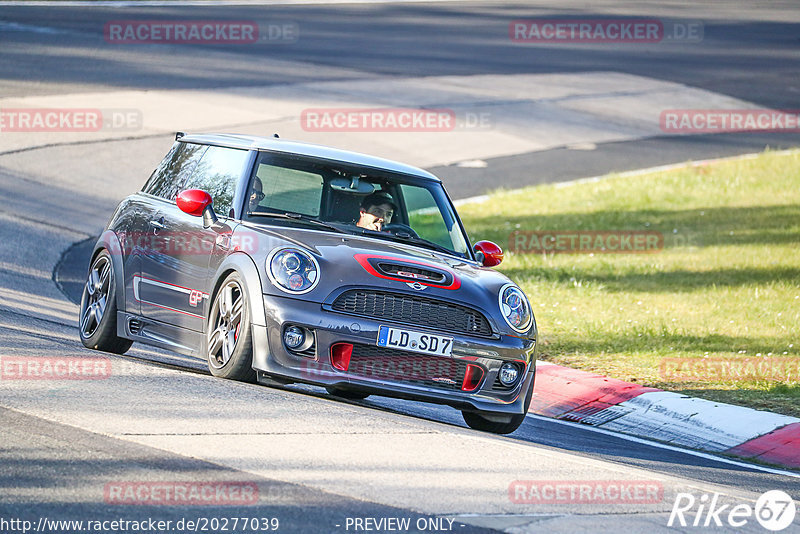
[252,293,537,415]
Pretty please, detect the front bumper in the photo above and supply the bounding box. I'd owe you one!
[252,294,537,415]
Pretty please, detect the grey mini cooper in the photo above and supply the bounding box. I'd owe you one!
[79,133,537,434]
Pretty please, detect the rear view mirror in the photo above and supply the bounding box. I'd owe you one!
[330,175,375,194]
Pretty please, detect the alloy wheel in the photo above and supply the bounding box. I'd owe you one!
[80,255,111,338]
[208,280,244,369]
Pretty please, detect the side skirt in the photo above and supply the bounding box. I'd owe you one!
[117,311,202,358]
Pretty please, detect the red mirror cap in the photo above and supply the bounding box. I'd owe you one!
[474,240,504,267]
[176,189,212,217]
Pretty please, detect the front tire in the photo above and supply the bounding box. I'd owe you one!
[206,273,256,382]
[462,411,526,435]
[462,375,535,434]
[78,250,132,354]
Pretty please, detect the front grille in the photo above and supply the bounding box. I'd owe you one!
[331,289,493,337]
[347,343,469,391]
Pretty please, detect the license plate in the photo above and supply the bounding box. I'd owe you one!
[377,326,453,357]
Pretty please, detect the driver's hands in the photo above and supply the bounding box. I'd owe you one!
[360,213,384,231]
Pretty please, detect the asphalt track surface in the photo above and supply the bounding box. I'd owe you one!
[1,2,800,533]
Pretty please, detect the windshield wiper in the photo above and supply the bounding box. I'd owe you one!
[361,230,459,256]
[249,212,346,234]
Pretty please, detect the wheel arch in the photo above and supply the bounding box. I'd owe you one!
[208,252,267,328]
[90,231,126,313]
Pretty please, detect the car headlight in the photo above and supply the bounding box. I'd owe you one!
[498,283,532,333]
[267,248,320,294]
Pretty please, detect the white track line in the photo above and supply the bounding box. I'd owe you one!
[525,413,800,479]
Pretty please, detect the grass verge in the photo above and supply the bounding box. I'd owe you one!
[458,149,800,418]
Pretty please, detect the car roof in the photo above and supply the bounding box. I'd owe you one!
[178,133,440,182]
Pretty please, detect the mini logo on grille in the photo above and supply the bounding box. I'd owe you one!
[407,281,427,291]
[432,377,457,385]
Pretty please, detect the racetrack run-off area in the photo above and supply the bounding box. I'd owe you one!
[1,1,799,533]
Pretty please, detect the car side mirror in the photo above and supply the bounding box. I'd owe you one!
[177,189,218,228]
[473,240,503,267]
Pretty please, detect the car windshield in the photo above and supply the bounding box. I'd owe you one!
[245,152,471,257]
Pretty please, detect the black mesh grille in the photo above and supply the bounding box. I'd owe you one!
[347,343,468,391]
[331,290,492,337]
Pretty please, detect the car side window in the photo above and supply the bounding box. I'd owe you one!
[182,145,250,217]
[142,142,207,201]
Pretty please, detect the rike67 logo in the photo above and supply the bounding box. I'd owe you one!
[669,490,796,531]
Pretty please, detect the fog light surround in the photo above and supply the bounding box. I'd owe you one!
[498,362,521,387]
[283,325,314,354]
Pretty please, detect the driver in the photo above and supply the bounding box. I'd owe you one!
[356,191,396,232]
[248,177,265,211]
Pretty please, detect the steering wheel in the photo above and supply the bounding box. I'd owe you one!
[383,223,419,238]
